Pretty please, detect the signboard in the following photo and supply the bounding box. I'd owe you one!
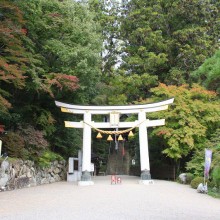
[110,112,120,126]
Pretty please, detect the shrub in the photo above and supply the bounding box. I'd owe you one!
[208,181,216,189]
[191,177,204,189]
[212,166,220,189]
[38,150,64,168]
[17,125,49,149]
[176,176,181,183]
[186,150,204,177]
[1,132,28,159]
[178,173,194,184]
[185,173,194,184]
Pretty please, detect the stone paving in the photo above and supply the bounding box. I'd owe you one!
[0,175,220,220]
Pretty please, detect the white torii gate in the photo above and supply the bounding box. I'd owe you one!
[55,98,174,185]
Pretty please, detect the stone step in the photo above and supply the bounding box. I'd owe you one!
[106,146,130,175]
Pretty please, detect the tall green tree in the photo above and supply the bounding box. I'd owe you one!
[17,0,102,157]
[137,83,220,177]
[191,49,220,94]
[93,72,158,105]
[0,0,102,158]
[148,83,220,162]
[120,0,220,84]
[88,0,122,77]
[17,0,101,104]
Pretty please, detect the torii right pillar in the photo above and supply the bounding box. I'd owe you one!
[138,111,154,184]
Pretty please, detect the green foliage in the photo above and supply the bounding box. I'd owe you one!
[38,150,64,168]
[212,166,220,189]
[210,132,220,168]
[0,0,103,161]
[191,177,204,189]
[51,125,82,159]
[35,109,56,136]
[113,73,158,102]
[185,173,194,185]
[15,124,48,149]
[208,181,216,189]
[94,73,158,105]
[186,150,204,177]
[177,173,194,184]
[0,0,28,114]
[88,0,121,77]
[186,129,220,176]
[1,0,219,171]
[120,0,220,84]
[208,191,220,199]
[1,124,51,160]
[149,83,220,161]
[1,132,29,160]
[191,50,220,93]
[17,0,101,102]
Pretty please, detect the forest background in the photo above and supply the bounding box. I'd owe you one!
[0,0,220,179]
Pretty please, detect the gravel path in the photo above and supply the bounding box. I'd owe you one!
[0,175,220,220]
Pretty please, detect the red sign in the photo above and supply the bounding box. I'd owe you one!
[0,125,5,133]
[111,175,116,184]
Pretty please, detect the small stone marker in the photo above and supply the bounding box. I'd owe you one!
[117,177,121,184]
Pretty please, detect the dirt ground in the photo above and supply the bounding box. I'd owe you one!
[0,176,220,220]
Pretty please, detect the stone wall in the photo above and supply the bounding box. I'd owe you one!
[0,159,66,191]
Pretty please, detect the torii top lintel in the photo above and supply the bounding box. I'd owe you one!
[55,98,174,115]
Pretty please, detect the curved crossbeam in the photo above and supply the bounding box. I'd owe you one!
[55,98,174,114]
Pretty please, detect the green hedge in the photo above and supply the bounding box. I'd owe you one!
[213,166,220,189]
[190,177,204,189]
[38,150,64,168]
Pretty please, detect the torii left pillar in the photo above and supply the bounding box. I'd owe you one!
[78,112,94,186]
[138,111,153,184]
